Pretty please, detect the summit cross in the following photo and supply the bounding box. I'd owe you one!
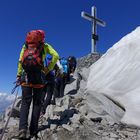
[81,6,106,53]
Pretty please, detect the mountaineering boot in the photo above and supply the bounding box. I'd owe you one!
[51,99,56,105]
[41,107,46,115]
[30,133,40,139]
[14,129,27,139]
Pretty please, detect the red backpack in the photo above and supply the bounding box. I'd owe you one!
[21,44,44,72]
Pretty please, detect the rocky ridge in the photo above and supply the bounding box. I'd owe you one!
[0,53,140,140]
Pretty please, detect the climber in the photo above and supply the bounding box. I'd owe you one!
[67,56,77,82]
[16,29,59,139]
[42,55,64,115]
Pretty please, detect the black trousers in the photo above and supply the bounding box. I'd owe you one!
[54,76,66,98]
[42,73,55,113]
[19,86,43,135]
[42,84,54,110]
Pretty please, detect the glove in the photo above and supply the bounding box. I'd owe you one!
[16,76,21,86]
[59,68,64,75]
[61,73,64,78]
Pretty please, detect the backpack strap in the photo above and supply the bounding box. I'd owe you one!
[25,43,28,49]
[44,58,47,67]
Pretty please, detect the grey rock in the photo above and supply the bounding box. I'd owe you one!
[1,53,140,140]
[62,124,74,132]
[50,124,57,130]
[102,132,109,136]
[77,53,102,71]
[70,114,81,124]
[109,132,118,138]
[70,97,83,108]
[137,130,140,140]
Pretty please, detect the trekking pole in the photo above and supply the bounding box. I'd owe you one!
[11,80,21,94]
[0,86,20,140]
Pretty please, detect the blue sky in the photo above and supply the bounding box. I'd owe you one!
[0,0,140,93]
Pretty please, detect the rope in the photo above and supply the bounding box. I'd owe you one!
[0,87,19,140]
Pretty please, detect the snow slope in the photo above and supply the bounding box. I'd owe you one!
[87,27,140,127]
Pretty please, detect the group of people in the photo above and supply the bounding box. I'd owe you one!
[15,29,77,139]
[41,54,76,115]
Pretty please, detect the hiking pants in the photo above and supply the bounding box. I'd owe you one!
[60,76,66,97]
[43,83,54,111]
[19,86,43,135]
[54,77,65,98]
[42,73,55,112]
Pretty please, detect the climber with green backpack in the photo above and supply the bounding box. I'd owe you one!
[16,29,59,139]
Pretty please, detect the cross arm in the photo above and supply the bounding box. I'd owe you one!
[81,11,106,27]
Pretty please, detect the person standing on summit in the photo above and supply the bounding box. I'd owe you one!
[16,30,59,139]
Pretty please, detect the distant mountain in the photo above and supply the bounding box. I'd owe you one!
[0,93,15,115]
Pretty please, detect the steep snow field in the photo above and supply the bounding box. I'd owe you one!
[87,27,140,127]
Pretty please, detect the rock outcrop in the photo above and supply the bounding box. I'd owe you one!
[0,53,140,140]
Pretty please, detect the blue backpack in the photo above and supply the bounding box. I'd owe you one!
[45,54,52,67]
[45,54,55,76]
[60,58,68,74]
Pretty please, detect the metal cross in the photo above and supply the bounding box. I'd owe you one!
[81,6,106,53]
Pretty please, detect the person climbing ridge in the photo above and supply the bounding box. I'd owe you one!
[15,29,59,139]
[41,54,56,115]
